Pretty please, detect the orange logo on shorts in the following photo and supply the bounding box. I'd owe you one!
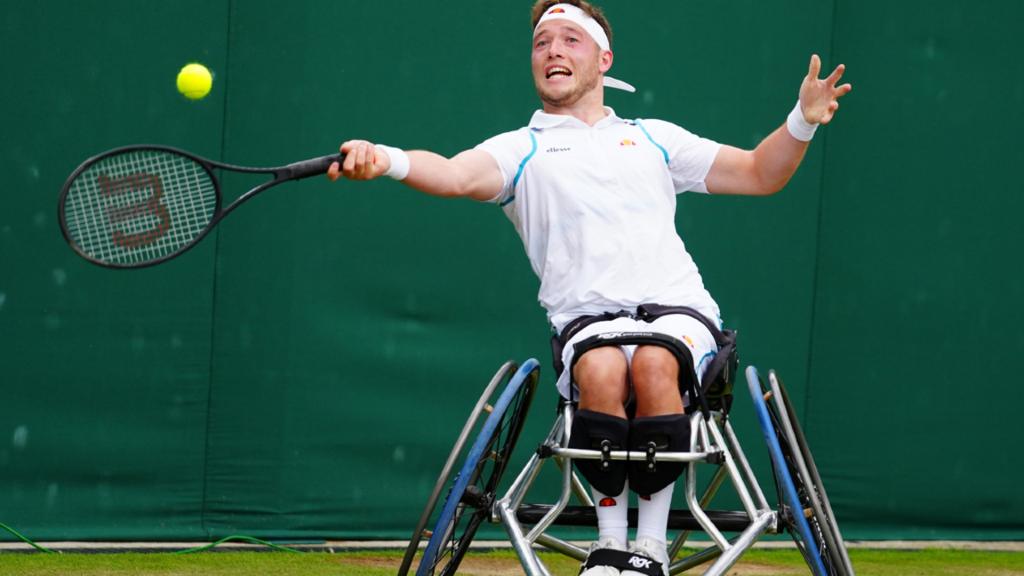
[620,139,637,146]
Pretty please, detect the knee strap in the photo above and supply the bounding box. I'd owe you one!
[569,410,629,496]
[628,414,690,497]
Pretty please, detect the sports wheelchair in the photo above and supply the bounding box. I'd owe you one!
[398,329,855,576]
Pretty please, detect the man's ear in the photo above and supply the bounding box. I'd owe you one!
[599,50,614,74]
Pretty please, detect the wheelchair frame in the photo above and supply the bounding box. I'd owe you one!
[402,333,854,576]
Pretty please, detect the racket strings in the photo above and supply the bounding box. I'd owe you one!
[63,150,217,265]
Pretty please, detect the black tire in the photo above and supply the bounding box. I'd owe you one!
[414,359,539,576]
[768,370,854,576]
[397,361,517,576]
[747,366,828,575]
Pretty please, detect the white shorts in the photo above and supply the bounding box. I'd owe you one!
[555,313,719,400]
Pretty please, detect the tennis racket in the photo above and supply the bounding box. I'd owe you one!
[58,145,344,268]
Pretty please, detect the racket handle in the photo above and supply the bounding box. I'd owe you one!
[285,153,345,180]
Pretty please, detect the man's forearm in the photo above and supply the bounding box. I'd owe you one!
[329,140,502,202]
[401,149,503,201]
[750,124,811,195]
[402,150,472,198]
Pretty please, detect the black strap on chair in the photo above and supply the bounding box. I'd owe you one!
[551,304,739,415]
[549,310,632,377]
[570,331,711,419]
[635,304,739,414]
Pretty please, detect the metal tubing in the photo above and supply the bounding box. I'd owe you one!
[678,412,731,551]
[498,499,548,576]
[670,412,727,556]
[562,403,574,445]
[570,468,594,507]
[526,452,576,542]
[669,525,767,574]
[707,418,758,519]
[670,542,725,573]
[550,447,714,463]
[505,412,567,514]
[553,456,595,507]
[723,418,772,515]
[701,511,775,576]
[547,411,594,506]
[669,464,727,558]
[549,411,566,448]
[535,533,588,562]
[684,447,731,550]
[502,451,545,520]
[698,414,713,454]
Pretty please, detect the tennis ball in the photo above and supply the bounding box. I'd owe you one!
[176,63,213,100]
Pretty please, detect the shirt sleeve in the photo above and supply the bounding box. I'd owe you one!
[474,128,532,204]
[638,119,722,194]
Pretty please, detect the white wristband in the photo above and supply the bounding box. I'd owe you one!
[375,144,410,180]
[786,101,818,142]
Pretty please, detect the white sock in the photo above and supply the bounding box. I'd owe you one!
[592,481,629,546]
[636,482,675,545]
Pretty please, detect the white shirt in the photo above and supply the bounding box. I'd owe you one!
[476,107,722,331]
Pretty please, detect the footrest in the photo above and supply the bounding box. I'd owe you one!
[515,504,752,531]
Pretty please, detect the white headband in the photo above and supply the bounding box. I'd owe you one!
[533,3,636,93]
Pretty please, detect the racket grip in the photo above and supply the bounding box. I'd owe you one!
[286,153,345,180]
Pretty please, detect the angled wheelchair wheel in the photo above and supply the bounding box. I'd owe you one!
[415,359,540,576]
[397,361,517,576]
[746,366,853,576]
[768,370,854,576]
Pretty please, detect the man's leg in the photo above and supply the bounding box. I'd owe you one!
[631,345,682,417]
[576,346,630,416]
[572,347,631,571]
[626,346,687,576]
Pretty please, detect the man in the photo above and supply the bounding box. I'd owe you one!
[329,2,850,574]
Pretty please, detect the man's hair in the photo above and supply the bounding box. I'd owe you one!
[530,0,613,47]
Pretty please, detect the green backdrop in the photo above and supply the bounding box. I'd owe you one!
[2,0,1022,542]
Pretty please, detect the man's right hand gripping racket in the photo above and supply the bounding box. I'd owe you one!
[58,145,343,268]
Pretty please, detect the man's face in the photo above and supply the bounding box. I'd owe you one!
[531,20,610,108]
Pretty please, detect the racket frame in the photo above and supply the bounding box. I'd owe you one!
[58,144,342,269]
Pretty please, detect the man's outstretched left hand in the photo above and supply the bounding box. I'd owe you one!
[799,54,852,125]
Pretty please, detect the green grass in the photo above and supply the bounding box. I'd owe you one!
[0,548,1022,576]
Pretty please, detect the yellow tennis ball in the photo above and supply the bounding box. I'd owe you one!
[176,63,213,100]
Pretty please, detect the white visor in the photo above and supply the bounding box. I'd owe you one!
[533,3,636,93]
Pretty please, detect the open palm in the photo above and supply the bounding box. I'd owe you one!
[800,54,852,125]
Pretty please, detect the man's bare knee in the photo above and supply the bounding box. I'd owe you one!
[632,345,683,416]
[574,347,629,415]
[632,346,679,384]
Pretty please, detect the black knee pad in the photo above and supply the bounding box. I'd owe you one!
[628,414,690,497]
[568,409,629,495]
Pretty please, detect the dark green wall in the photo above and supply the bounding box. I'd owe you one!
[806,0,1024,538]
[1,0,1021,541]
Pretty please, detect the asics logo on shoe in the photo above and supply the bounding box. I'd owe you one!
[628,556,653,569]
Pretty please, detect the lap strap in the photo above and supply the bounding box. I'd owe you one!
[551,310,632,376]
[551,305,721,378]
[635,304,738,413]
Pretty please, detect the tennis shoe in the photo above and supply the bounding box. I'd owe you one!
[621,536,669,576]
[579,536,627,576]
